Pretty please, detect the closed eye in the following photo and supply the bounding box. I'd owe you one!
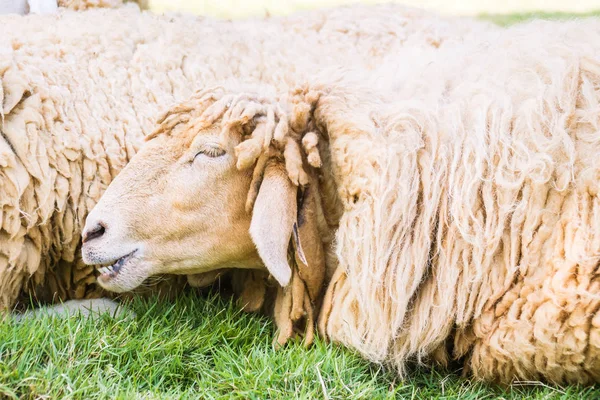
[194,146,226,159]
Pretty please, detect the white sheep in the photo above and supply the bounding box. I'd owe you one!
[0,5,493,310]
[83,17,600,385]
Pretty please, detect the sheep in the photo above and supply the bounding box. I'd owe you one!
[0,5,494,311]
[82,17,600,385]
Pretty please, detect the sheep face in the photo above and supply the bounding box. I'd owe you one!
[81,125,265,292]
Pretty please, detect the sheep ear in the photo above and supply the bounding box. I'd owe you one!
[250,162,297,287]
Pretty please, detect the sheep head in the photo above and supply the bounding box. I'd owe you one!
[80,85,322,294]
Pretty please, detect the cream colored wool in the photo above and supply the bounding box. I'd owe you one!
[0,5,493,309]
[286,19,600,384]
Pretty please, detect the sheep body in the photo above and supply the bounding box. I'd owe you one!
[304,18,600,384]
[0,5,493,308]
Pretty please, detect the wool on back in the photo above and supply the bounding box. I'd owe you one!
[311,18,600,384]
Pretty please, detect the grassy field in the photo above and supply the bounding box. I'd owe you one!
[3,293,600,399]
[3,8,600,400]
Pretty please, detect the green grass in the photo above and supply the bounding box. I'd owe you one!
[482,10,600,26]
[4,9,600,400]
[2,292,599,399]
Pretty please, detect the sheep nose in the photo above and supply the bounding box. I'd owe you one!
[82,221,106,243]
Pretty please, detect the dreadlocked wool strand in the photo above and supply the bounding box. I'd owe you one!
[245,152,271,213]
[283,138,309,186]
[302,132,322,168]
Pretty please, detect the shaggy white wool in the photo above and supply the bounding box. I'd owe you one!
[304,18,600,384]
[0,5,494,309]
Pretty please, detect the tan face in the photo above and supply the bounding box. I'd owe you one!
[81,126,263,293]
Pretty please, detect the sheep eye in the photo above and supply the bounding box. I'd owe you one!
[194,146,225,159]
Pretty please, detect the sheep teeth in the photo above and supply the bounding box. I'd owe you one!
[96,251,136,277]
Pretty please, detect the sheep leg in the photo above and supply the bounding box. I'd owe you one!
[235,270,267,313]
[272,261,319,348]
[187,269,226,289]
[317,266,346,340]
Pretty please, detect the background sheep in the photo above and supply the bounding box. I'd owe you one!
[0,5,494,311]
[81,17,600,385]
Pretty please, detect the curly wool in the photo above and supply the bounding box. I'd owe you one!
[299,18,600,384]
[0,5,494,309]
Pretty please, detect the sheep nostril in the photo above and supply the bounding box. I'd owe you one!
[83,222,106,243]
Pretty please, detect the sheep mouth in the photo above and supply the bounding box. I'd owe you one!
[96,250,137,281]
